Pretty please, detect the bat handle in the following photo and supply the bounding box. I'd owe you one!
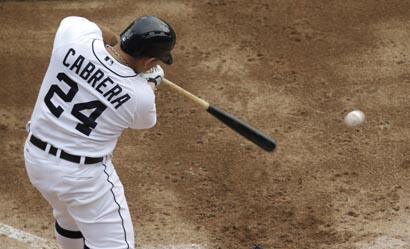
[162,78,210,110]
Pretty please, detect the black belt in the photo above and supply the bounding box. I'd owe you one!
[29,135,103,164]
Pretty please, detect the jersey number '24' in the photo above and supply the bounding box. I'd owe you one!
[44,72,107,136]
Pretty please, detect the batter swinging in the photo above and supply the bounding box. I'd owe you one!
[23,16,176,249]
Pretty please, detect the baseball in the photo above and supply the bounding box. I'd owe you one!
[344,110,365,127]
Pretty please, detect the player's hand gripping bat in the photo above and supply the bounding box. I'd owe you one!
[162,78,277,152]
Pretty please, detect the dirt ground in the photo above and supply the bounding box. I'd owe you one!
[2,0,410,248]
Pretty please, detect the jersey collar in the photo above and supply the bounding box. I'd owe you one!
[92,39,138,78]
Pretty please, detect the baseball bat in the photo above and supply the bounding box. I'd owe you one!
[162,78,277,152]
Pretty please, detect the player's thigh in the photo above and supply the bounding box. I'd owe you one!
[68,162,134,249]
[24,138,53,187]
[24,140,80,231]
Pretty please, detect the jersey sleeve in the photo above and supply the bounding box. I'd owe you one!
[129,87,157,129]
[52,16,102,52]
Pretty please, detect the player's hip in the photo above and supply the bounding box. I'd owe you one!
[24,136,116,192]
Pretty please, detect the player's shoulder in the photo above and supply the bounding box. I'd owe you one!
[60,16,91,26]
[57,16,99,34]
[54,16,101,46]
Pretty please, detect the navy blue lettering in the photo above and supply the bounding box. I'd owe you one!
[60,51,131,109]
[103,85,122,101]
[63,48,76,67]
[87,69,105,87]
[96,77,113,94]
[79,62,96,81]
[111,94,131,109]
[70,55,85,74]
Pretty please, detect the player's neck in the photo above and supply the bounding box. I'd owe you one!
[105,44,129,66]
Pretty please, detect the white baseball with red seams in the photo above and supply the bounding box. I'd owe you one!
[344,110,365,127]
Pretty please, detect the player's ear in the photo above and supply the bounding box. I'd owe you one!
[143,57,160,70]
[133,57,160,73]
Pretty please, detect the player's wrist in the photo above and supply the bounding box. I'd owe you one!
[147,81,158,91]
[147,76,162,86]
[140,65,164,91]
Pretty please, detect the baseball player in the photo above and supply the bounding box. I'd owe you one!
[23,16,176,249]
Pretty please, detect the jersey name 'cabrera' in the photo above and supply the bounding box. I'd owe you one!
[30,17,156,157]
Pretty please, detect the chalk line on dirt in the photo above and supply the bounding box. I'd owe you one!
[0,222,204,249]
[0,222,50,248]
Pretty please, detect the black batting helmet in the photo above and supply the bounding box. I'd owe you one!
[120,16,176,65]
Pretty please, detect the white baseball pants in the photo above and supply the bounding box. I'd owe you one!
[24,136,135,249]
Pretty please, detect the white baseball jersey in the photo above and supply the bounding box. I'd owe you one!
[30,16,156,157]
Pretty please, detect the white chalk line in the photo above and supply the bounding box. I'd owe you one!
[0,223,51,249]
[0,223,204,249]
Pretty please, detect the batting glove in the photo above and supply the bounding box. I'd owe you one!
[140,65,164,87]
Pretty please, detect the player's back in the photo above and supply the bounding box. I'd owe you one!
[29,17,156,157]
